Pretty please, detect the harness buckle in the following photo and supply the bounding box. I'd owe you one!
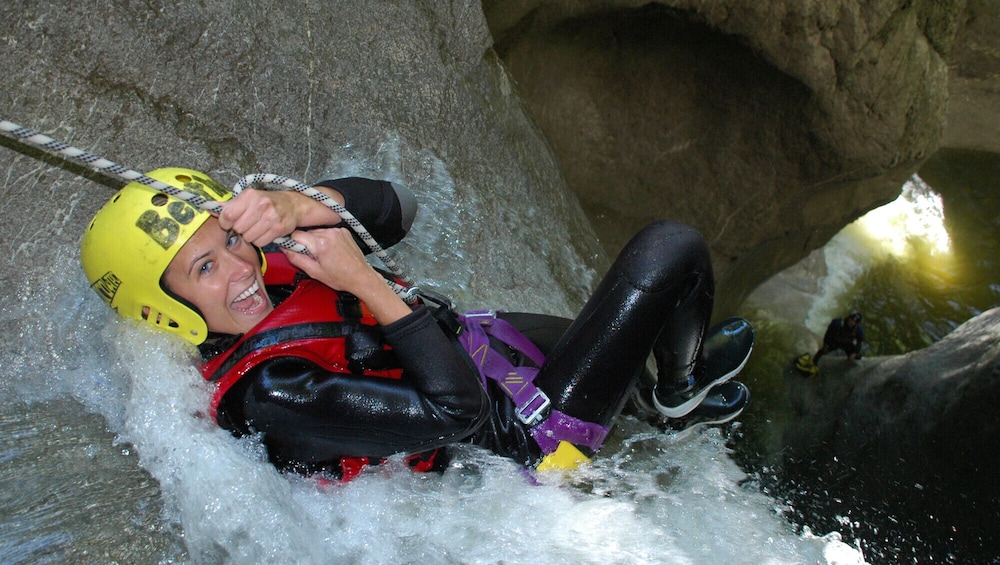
[464,309,498,326]
[465,309,498,319]
[516,389,551,426]
[415,288,454,310]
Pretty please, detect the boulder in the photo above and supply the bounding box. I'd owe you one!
[781,307,1000,550]
[0,0,605,319]
[942,0,1000,153]
[484,0,964,313]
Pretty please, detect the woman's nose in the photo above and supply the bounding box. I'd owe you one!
[227,250,255,279]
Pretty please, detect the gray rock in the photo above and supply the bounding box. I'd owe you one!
[483,0,976,313]
[782,307,1000,537]
[0,0,605,317]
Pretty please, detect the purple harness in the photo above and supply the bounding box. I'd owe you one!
[457,310,609,455]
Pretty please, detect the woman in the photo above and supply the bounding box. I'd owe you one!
[81,168,752,478]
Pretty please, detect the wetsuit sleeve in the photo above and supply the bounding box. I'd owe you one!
[227,306,489,463]
[312,177,416,249]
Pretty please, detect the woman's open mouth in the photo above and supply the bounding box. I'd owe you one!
[231,280,266,314]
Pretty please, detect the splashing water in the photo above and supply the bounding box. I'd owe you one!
[0,145,862,564]
[857,176,951,258]
[103,320,859,564]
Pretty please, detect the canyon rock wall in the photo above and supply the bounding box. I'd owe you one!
[484,0,976,313]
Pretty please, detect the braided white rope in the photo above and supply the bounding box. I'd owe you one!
[1,119,227,215]
[0,117,418,303]
[232,173,415,293]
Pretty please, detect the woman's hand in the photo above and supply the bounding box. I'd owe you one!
[282,228,412,325]
[218,187,345,248]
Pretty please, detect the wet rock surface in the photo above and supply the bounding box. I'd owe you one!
[2,0,999,560]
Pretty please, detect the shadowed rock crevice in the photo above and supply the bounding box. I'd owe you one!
[485,0,958,313]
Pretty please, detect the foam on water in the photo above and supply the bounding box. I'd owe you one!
[0,142,863,563]
[0,282,866,563]
[61,310,858,564]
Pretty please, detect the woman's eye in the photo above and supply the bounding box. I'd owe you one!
[226,233,241,248]
[199,261,214,275]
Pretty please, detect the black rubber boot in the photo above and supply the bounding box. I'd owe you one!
[652,317,754,418]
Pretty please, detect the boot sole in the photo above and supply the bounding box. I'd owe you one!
[666,381,750,434]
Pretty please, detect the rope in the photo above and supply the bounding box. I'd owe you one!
[232,173,413,287]
[1,119,227,214]
[0,117,418,302]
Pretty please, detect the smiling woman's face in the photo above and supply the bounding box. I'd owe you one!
[162,216,273,336]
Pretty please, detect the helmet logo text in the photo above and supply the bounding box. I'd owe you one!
[91,271,122,306]
[186,176,230,199]
[136,201,199,249]
[167,200,196,224]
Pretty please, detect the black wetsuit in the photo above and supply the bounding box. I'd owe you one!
[204,178,714,474]
[816,317,864,361]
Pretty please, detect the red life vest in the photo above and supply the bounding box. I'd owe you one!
[198,252,439,481]
[199,277,401,416]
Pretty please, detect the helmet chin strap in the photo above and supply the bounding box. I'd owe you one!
[0,117,419,303]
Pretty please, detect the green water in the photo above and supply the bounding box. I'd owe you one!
[851,149,1000,353]
[733,148,1000,563]
[740,148,999,394]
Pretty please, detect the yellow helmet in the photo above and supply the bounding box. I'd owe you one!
[80,168,233,345]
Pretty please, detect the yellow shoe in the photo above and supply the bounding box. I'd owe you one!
[795,354,819,375]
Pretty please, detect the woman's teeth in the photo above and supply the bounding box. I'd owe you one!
[232,281,264,313]
[233,281,260,303]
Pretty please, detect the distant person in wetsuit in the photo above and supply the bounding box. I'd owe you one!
[813,312,864,364]
[79,167,753,479]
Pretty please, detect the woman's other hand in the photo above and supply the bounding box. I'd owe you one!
[282,228,412,325]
